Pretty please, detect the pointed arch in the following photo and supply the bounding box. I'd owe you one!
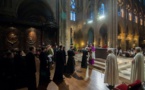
[88,27,94,44]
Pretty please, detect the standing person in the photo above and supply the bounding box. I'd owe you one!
[53,45,59,62]
[81,47,88,68]
[62,46,67,74]
[66,46,75,75]
[89,44,95,65]
[25,47,37,90]
[39,47,51,85]
[46,45,54,69]
[14,50,27,88]
[53,46,65,83]
[3,51,15,90]
[47,45,54,63]
[130,47,144,83]
[104,48,119,89]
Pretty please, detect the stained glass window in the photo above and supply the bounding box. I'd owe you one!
[99,3,105,16]
[118,7,121,16]
[70,11,76,21]
[71,0,75,9]
[70,0,76,21]
[88,3,94,20]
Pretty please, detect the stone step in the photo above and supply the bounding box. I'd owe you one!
[94,61,105,66]
[118,61,130,66]
[119,73,130,83]
[120,70,131,75]
[93,64,105,70]
[95,58,106,63]
[118,63,131,70]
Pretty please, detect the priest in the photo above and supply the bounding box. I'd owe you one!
[66,46,75,75]
[131,47,144,83]
[53,46,65,83]
[104,48,119,89]
[81,47,88,68]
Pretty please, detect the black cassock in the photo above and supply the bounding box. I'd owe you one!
[53,50,65,83]
[66,49,75,75]
[81,50,88,68]
[62,50,67,73]
[39,51,50,84]
[25,52,36,90]
[14,54,27,88]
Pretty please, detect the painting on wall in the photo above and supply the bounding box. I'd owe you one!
[6,30,18,45]
[27,30,37,45]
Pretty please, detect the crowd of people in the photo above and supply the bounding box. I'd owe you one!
[0,44,76,90]
[81,45,144,89]
[0,43,144,90]
[117,48,136,57]
[81,43,96,68]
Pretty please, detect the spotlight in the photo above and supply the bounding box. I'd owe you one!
[87,20,93,24]
[98,15,105,20]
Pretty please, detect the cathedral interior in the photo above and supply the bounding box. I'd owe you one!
[0,0,145,90]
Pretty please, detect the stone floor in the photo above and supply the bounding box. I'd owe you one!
[75,53,145,83]
[17,53,140,90]
[18,62,111,90]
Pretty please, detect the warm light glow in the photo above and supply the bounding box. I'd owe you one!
[93,42,96,45]
[135,16,138,23]
[117,35,124,39]
[129,13,132,21]
[81,42,84,46]
[121,9,124,17]
[10,27,16,29]
[126,36,131,40]
[134,38,138,41]
[140,19,143,25]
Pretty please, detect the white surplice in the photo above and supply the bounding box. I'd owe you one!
[104,53,119,85]
[130,52,144,83]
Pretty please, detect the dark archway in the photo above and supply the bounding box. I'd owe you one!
[118,24,121,46]
[17,0,54,22]
[99,24,107,46]
[88,28,94,44]
[17,0,58,46]
[118,24,121,35]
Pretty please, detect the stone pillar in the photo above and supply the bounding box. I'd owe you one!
[59,0,70,49]
[107,0,118,48]
[65,0,70,51]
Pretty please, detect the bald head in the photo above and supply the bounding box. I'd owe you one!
[107,48,113,53]
[135,47,142,52]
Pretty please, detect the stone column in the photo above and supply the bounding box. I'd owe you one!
[59,0,70,48]
[65,0,70,51]
[107,0,118,48]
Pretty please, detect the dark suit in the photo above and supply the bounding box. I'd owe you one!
[26,52,36,90]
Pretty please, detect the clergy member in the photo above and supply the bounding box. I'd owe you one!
[104,48,119,89]
[81,47,88,68]
[53,45,65,83]
[25,47,37,90]
[66,46,75,75]
[130,47,144,83]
